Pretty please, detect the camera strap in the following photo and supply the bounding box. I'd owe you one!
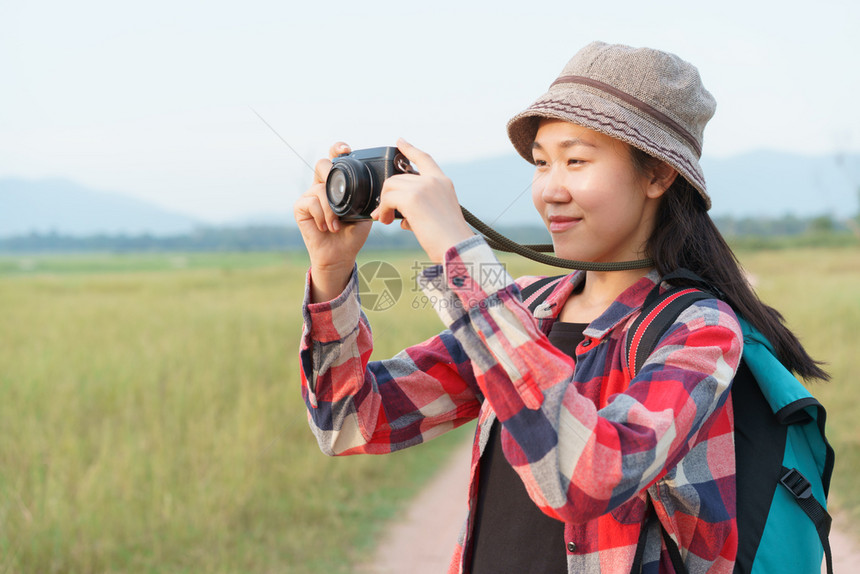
[459,206,654,272]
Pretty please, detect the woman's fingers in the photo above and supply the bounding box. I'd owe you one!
[305,142,350,230]
[313,158,332,185]
[313,184,341,232]
[298,181,343,232]
[312,142,350,184]
[295,193,328,232]
[396,138,442,176]
[371,177,414,225]
[329,141,351,160]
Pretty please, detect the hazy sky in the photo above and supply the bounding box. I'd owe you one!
[2,0,858,222]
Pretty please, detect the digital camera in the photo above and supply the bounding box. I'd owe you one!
[325,146,411,221]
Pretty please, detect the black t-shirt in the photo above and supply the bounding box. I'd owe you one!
[469,321,587,573]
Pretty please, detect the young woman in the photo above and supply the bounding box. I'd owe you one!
[295,42,826,573]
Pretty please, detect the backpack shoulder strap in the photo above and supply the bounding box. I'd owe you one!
[779,466,834,574]
[629,495,688,574]
[520,275,566,313]
[626,277,713,574]
[625,286,711,379]
[625,268,720,379]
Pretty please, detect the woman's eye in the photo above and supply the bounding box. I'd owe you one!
[534,159,548,167]
[568,158,583,165]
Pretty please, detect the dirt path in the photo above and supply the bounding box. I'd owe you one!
[357,439,859,573]
[355,440,472,573]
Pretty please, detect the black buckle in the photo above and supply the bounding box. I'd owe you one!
[780,468,813,500]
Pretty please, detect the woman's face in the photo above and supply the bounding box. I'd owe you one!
[531,119,665,264]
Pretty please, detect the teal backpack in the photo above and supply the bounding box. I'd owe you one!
[522,270,835,573]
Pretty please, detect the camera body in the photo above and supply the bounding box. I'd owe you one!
[325,146,409,221]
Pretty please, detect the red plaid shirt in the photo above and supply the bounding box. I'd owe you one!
[300,236,741,573]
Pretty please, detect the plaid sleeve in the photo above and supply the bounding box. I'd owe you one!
[420,236,742,524]
[300,265,481,456]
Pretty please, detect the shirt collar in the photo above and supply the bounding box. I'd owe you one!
[532,270,661,339]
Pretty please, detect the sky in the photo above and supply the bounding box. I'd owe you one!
[2,0,859,223]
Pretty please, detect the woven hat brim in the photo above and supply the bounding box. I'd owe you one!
[506,90,711,209]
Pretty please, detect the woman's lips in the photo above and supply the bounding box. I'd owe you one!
[548,215,580,233]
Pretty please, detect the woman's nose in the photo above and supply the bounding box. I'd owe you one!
[536,165,570,203]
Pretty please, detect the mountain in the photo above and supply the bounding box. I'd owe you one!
[701,151,859,219]
[441,150,860,226]
[0,178,201,237]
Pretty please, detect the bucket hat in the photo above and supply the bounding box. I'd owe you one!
[507,41,716,208]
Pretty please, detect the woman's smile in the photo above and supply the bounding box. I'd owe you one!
[547,214,581,233]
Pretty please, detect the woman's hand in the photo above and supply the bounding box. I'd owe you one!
[293,142,372,302]
[371,139,473,263]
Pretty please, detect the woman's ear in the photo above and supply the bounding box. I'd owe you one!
[646,162,678,198]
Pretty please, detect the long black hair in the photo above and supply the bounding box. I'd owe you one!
[631,148,829,382]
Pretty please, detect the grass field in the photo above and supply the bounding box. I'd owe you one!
[0,247,857,572]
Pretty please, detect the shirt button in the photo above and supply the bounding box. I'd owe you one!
[567,541,577,553]
[581,339,591,348]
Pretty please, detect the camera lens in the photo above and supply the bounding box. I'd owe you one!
[326,158,373,218]
[328,170,348,207]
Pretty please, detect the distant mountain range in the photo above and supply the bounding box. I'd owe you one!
[0,179,201,237]
[2,150,858,237]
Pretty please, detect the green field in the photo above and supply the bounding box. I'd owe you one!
[0,248,857,572]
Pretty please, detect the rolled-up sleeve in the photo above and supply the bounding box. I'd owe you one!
[300,265,482,456]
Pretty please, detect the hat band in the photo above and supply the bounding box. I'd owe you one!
[550,75,702,157]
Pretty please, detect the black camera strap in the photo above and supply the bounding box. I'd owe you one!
[460,206,654,272]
